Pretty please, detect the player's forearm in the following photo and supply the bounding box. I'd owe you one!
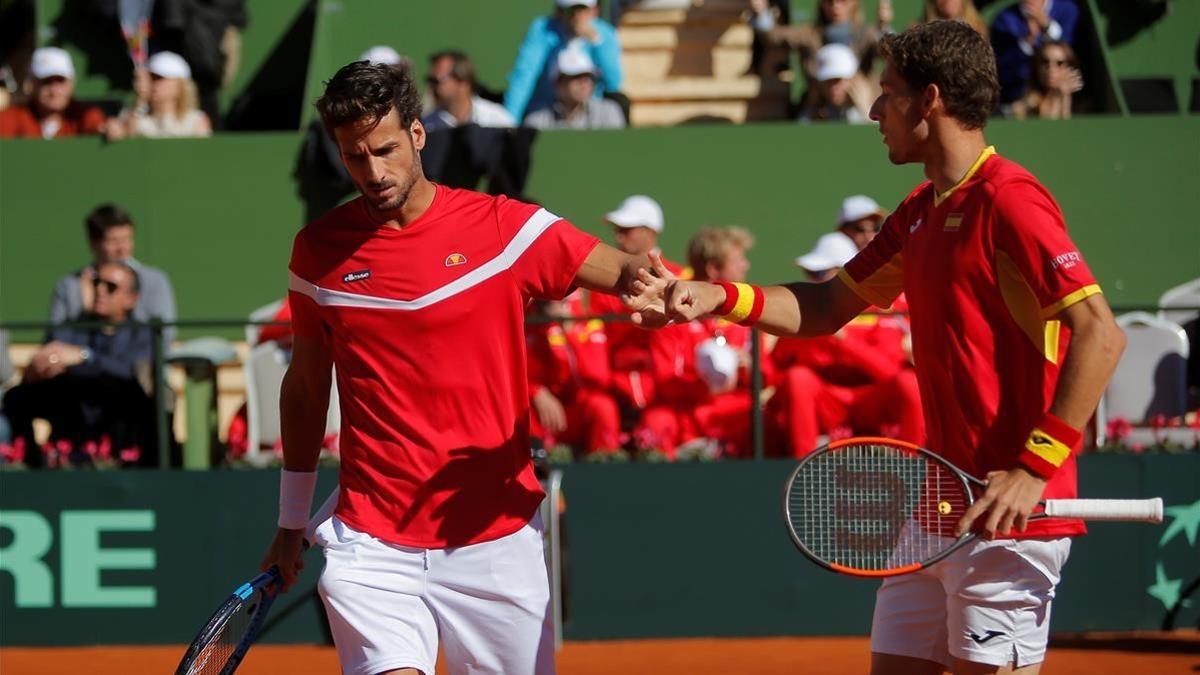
[278,368,330,471]
[754,282,858,338]
[1047,305,1125,429]
[575,244,649,297]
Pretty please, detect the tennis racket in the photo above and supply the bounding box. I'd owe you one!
[176,488,339,675]
[174,564,287,675]
[783,437,1163,578]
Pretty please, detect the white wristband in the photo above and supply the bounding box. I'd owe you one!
[279,469,318,530]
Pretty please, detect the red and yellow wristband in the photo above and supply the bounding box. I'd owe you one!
[1018,412,1082,479]
[714,281,765,326]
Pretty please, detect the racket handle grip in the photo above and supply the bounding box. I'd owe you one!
[1044,498,1163,523]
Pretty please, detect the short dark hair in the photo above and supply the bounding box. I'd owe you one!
[98,260,140,294]
[84,203,134,242]
[879,20,999,130]
[315,61,422,135]
[429,50,476,87]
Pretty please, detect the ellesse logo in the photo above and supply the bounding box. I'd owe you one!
[342,269,371,283]
[444,253,467,267]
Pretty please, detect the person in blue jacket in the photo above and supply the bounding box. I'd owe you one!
[991,0,1079,106]
[505,0,623,123]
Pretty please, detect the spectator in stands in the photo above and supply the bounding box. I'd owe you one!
[768,231,923,457]
[0,47,108,139]
[1011,40,1082,119]
[49,204,178,345]
[797,44,877,123]
[109,51,212,140]
[2,261,157,467]
[526,292,621,457]
[918,0,986,37]
[524,48,626,130]
[589,195,688,415]
[150,0,247,129]
[750,0,892,85]
[504,0,623,123]
[832,194,887,249]
[638,226,770,458]
[991,0,1079,107]
[421,50,515,131]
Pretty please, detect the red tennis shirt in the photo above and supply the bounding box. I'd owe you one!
[288,184,599,547]
[840,147,1101,538]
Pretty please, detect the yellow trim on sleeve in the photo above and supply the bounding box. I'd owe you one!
[836,268,895,309]
[724,282,756,323]
[1041,284,1103,318]
[1025,428,1072,467]
[934,146,996,206]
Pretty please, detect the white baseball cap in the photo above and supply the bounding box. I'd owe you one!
[552,48,597,79]
[556,0,598,7]
[695,338,739,393]
[795,231,859,272]
[604,195,664,233]
[30,47,75,80]
[360,45,404,66]
[838,195,886,225]
[147,51,192,80]
[815,43,859,82]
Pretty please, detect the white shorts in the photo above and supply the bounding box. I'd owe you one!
[869,532,1072,669]
[313,513,554,675]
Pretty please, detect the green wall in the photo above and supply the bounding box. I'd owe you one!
[2,117,1198,337]
[0,456,1195,645]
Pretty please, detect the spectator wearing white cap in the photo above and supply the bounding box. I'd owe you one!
[523,48,625,130]
[0,47,108,139]
[797,43,877,123]
[794,231,859,282]
[834,194,887,249]
[112,51,211,140]
[504,0,623,123]
[588,195,687,416]
[421,50,515,132]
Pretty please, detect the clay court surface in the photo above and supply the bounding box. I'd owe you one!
[3,633,1197,674]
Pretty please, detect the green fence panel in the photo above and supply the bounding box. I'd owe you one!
[1,456,1196,646]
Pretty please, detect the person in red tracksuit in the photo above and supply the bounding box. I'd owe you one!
[587,195,689,412]
[637,226,772,458]
[526,291,621,456]
[767,228,924,457]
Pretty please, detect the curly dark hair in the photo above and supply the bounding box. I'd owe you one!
[315,60,422,135]
[879,20,999,129]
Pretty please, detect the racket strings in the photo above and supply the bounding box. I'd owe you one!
[183,594,258,675]
[788,443,969,572]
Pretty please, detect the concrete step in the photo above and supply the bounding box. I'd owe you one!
[629,97,790,126]
[618,23,754,50]
[623,75,790,101]
[619,4,747,27]
[622,45,754,81]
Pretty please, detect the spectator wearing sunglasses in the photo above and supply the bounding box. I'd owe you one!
[48,204,178,345]
[991,0,1079,106]
[1011,40,1082,120]
[420,50,515,132]
[3,261,158,467]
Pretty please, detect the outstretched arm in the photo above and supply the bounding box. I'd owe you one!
[573,244,670,327]
[631,260,869,337]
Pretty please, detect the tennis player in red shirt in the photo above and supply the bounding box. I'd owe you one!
[259,61,663,675]
[638,21,1125,675]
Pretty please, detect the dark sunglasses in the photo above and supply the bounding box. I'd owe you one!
[425,74,455,87]
[92,278,122,293]
[1038,58,1069,67]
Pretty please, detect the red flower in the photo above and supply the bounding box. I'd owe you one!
[829,426,854,441]
[119,446,142,464]
[1105,417,1132,443]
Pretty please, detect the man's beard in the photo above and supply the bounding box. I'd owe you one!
[362,147,422,213]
